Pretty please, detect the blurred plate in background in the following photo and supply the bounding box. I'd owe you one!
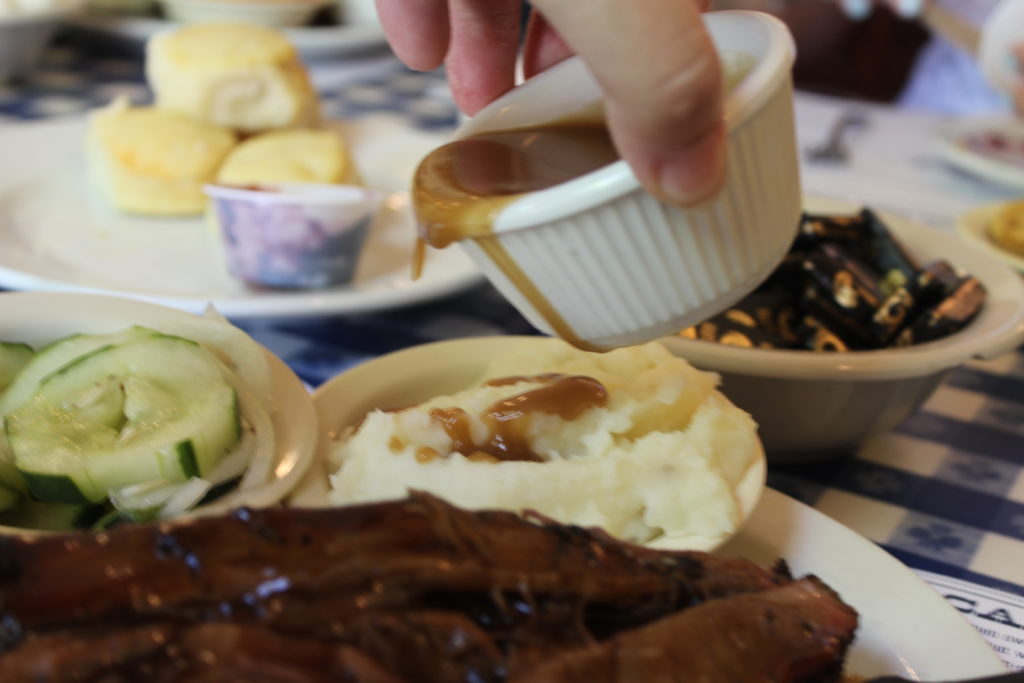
[63,13,387,60]
[937,116,1024,193]
[0,115,483,319]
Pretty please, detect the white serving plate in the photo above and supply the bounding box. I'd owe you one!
[288,333,1006,680]
[957,200,1024,274]
[64,12,388,60]
[0,115,483,319]
[0,291,319,525]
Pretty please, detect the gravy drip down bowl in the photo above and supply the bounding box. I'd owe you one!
[413,10,800,350]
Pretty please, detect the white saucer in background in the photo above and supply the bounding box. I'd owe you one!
[937,116,1024,192]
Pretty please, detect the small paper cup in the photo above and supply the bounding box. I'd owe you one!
[204,183,380,289]
[440,10,800,350]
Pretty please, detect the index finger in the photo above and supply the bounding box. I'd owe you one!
[375,0,451,70]
[531,0,725,204]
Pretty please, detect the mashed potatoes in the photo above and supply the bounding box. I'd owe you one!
[327,340,761,548]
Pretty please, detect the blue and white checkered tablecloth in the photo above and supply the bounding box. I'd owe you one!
[2,39,1022,624]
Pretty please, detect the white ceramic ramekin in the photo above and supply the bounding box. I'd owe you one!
[443,10,799,350]
[660,199,1024,462]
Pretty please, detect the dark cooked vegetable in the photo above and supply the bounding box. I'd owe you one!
[0,494,859,682]
[683,209,985,351]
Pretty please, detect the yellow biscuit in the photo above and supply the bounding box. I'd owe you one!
[146,23,319,133]
[989,201,1024,257]
[87,99,237,216]
[217,128,359,186]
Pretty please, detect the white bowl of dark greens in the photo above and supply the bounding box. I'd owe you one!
[661,198,1024,462]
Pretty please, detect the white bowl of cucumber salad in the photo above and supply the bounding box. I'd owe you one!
[0,292,318,533]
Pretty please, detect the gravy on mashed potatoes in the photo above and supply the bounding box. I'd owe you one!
[327,339,761,549]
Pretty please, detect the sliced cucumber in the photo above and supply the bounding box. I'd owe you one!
[197,475,241,507]
[0,327,158,415]
[6,334,241,504]
[0,482,21,512]
[0,499,104,531]
[92,507,159,530]
[0,341,36,496]
[0,455,24,494]
[0,342,34,393]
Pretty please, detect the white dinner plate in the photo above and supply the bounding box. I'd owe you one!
[63,13,388,60]
[295,474,1005,678]
[718,488,1006,680]
[937,116,1024,193]
[287,332,1004,679]
[0,116,483,319]
[0,291,320,527]
[957,201,1024,274]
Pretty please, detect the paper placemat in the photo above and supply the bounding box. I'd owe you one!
[918,569,1024,670]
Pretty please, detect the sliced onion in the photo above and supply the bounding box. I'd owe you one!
[155,307,273,406]
[110,479,180,512]
[122,309,279,514]
[214,360,276,492]
[160,477,213,518]
[206,426,255,485]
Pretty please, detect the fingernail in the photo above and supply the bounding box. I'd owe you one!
[840,0,872,20]
[655,125,726,206]
[895,0,922,18]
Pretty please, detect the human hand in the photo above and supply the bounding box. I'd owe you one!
[376,0,726,205]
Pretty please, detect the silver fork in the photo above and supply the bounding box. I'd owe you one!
[805,109,870,164]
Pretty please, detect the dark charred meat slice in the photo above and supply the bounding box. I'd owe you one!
[0,623,177,683]
[0,622,392,683]
[0,495,858,682]
[341,611,505,682]
[0,494,783,638]
[516,577,858,683]
[0,616,500,683]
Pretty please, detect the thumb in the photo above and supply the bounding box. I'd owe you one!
[530,0,725,206]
